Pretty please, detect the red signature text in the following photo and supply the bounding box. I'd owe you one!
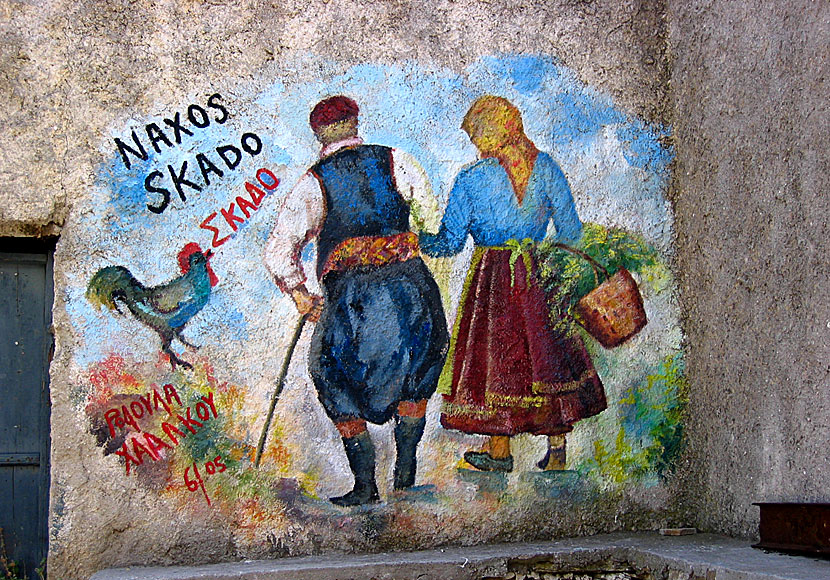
[103,385,219,477]
[184,455,227,506]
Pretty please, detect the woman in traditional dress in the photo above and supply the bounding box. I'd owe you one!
[420,96,606,472]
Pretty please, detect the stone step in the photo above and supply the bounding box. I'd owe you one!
[89,533,830,580]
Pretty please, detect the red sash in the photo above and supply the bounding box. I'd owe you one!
[321,232,420,278]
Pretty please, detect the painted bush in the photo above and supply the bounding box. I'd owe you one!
[65,55,683,556]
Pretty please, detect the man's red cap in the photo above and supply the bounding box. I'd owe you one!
[309,96,359,132]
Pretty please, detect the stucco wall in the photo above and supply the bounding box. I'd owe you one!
[0,0,670,240]
[0,0,825,579]
[0,3,685,579]
[668,0,830,537]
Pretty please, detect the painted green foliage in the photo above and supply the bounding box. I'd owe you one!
[536,222,670,323]
[537,223,686,484]
[584,352,687,484]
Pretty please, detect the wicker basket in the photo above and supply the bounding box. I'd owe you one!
[553,244,647,349]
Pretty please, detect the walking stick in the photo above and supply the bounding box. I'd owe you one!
[255,313,309,468]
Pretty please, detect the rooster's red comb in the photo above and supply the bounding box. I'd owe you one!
[178,243,203,270]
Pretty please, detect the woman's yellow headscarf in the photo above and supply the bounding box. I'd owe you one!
[461,96,526,155]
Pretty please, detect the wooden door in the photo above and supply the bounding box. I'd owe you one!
[0,240,54,579]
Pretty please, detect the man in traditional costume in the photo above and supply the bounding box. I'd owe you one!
[264,96,448,505]
[420,96,606,472]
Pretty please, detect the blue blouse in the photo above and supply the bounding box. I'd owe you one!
[420,152,582,257]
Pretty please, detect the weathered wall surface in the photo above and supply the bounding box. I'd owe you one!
[668,0,830,536]
[14,0,830,578]
[0,0,670,238]
[0,2,67,237]
[0,2,685,579]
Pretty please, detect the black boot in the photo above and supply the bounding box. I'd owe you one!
[393,416,426,489]
[330,431,380,506]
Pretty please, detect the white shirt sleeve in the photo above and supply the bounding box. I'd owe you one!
[263,171,324,293]
[391,149,441,233]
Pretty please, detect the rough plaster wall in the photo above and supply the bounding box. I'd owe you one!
[0,0,670,237]
[669,0,830,537]
[0,1,679,579]
[0,0,824,571]
[0,2,67,236]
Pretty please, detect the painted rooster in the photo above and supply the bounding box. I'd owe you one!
[86,243,218,370]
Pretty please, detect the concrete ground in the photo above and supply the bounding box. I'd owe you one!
[89,533,830,580]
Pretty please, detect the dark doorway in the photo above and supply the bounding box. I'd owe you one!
[0,238,55,579]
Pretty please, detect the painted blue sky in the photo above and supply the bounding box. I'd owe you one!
[69,54,675,376]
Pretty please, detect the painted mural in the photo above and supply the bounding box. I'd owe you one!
[66,55,684,555]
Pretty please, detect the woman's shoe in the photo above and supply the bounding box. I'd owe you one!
[537,444,566,470]
[463,450,514,472]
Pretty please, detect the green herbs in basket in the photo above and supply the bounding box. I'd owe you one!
[535,223,666,328]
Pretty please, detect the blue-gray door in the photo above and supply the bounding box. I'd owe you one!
[0,241,53,579]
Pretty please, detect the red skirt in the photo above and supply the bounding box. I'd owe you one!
[439,246,607,436]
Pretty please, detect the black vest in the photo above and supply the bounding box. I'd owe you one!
[311,145,410,278]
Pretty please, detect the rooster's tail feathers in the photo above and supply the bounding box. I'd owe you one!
[86,266,141,311]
